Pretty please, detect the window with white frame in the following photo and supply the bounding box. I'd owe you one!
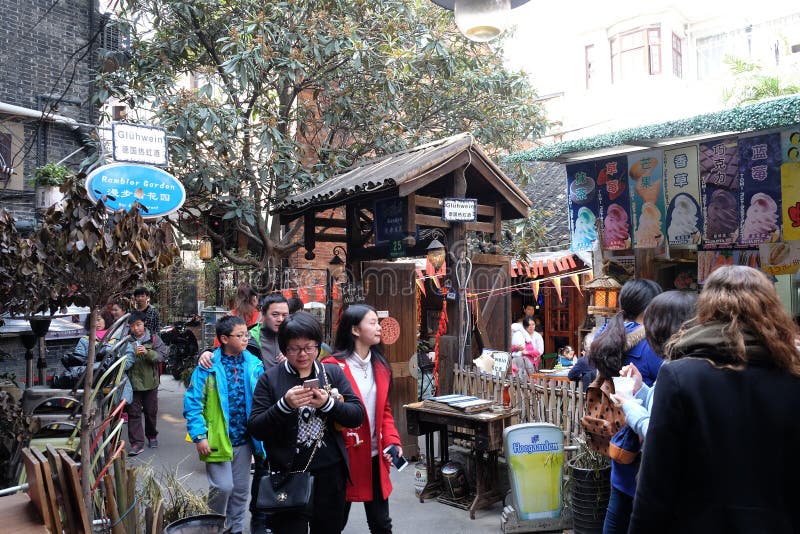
[672,33,683,78]
[610,26,661,83]
[585,44,595,89]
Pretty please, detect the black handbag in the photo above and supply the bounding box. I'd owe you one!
[256,365,333,513]
[255,471,315,513]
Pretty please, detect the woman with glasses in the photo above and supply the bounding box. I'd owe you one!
[322,304,402,534]
[248,311,364,534]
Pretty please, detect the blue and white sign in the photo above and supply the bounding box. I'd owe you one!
[85,163,186,218]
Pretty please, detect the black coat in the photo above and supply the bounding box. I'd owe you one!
[628,357,800,534]
[248,360,364,476]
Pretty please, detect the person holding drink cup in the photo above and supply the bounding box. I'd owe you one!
[587,279,662,534]
[610,291,697,439]
[629,266,800,533]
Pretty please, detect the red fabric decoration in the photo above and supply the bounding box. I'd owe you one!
[433,299,448,393]
[332,284,340,300]
[314,285,325,302]
[282,289,293,300]
[298,287,310,304]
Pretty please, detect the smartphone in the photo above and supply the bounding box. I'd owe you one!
[303,378,320,389]
[383,445,409,472]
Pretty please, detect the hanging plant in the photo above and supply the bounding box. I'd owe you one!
[33,163,69,187]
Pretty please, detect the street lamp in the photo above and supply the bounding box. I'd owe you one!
[198,236,213,261]
[329,246,347,283]
[426,238,447,271]
[429,0,531,42]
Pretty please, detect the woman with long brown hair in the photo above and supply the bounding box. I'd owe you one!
[629,265,800,533]
[586,278,662,534]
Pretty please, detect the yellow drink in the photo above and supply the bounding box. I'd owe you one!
[509,452,563,519]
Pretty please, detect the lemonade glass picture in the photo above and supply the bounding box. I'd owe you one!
[503,423,564,520]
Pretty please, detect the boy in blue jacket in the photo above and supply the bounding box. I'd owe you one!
[184,315,264,534]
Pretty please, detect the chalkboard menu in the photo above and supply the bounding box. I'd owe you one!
[374,197,406,244]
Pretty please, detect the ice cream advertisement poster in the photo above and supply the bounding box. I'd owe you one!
[759,242,800,275]
[700,138,740,248]
[781,163,800,241]
[698,250,759,284]
[780,129,800,163]
[596,156,631,250]
[503,424,564,521]
[628,151,666,249]
[738,134,782,246]
[664,146,702,247]
[566,161,599,252]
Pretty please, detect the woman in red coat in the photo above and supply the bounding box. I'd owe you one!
[323,304,401,534]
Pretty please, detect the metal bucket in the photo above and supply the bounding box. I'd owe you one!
[414,462,427,497]
[164,514,226,534]
[441,462,468,499]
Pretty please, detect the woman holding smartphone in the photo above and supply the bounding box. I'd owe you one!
[323,304,402,534]
[248,312,363,534]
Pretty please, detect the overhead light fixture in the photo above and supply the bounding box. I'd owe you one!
[426,238,447,271]
[429,0,530,42]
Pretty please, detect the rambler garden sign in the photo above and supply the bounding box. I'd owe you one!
[85,163,186,218]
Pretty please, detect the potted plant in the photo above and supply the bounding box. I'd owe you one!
[33,163,68,209]
[566,437,611,533]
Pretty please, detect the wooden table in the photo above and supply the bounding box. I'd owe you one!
[531,371,571,385]
[404,402,519,519]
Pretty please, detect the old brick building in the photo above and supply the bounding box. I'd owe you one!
[0,0,102,228]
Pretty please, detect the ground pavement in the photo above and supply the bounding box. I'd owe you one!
[129,376,504,533]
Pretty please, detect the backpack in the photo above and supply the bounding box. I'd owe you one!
[580,326,645,456]
[581,377,626,456]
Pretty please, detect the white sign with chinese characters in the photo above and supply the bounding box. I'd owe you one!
[112,122,169,166]
[442,198,478,222]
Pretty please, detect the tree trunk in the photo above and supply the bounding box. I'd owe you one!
[80,307,97,526]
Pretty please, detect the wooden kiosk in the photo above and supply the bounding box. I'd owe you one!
[274,133,532,456]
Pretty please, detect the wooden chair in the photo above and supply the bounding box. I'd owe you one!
[58,450,91,534]
[21,447,54,532]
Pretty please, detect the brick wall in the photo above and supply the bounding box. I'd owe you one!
[0,0,98,223]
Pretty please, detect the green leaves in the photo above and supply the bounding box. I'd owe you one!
[0,174,178,316]
[93,0,545,268]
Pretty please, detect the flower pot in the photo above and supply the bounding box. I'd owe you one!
[164,514,226,534]
[568,459,611,534]
[35,186,64,209]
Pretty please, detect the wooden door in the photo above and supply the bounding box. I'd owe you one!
[362,261,419,457]
[543,281,587,356]
[468,253,511,354]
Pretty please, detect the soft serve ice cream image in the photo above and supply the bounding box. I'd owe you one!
[667,194,701,245]
[603,203,630,249]
[634,202,664,248]
[572,207,598,251]
[706,189,739,240]
[742,192,780,244]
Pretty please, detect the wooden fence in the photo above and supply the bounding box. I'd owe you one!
[452,369,586,446]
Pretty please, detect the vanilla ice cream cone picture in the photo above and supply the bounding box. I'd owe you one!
[667,194,701,245]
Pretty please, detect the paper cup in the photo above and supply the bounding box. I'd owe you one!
[612,376,635,398]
